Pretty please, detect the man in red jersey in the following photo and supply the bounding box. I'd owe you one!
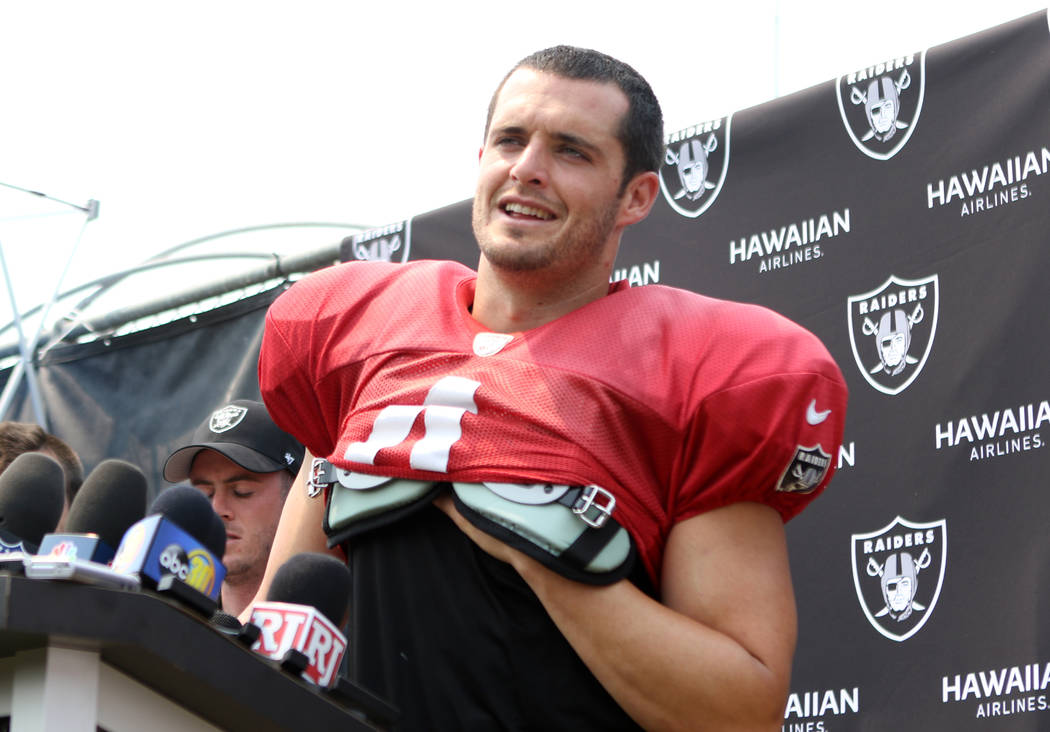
[251,46,848,730]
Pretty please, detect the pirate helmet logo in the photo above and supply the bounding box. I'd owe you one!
[847,274,938,395]
[836,52,926,160]
[851,516,947,642]
[344,221,412,263]
[659,117,731,218]
[776,445,831,494]
[209,404,248,433]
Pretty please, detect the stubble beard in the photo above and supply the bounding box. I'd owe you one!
[222,537,271,587]
[222,554,255,585]
[472,193,620,274]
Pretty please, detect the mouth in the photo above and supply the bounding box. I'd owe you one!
[501,201,555,221]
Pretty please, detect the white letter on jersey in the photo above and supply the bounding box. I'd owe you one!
[347,405,424,464]
[348,376,481,473]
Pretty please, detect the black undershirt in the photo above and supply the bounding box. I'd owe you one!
[348,505,651,731]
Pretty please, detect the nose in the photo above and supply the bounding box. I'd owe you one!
[509,140,548,187]
[209,491,233,521]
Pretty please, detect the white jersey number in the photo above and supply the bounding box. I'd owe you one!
[346,375,481,473]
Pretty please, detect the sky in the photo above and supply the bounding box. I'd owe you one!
[1,1,1046,340]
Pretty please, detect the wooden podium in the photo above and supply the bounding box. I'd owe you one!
[0,574,395,731]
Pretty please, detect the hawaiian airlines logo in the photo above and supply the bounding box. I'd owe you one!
[942,658,1050,720]
[847,274,938,395]
[837,52,925,160]
[343,221,412,263]
[936,398,1049,461]
[784,687,861,729]
[659,117,731,218]
[851,515,946,642]
[927,146,1046,216]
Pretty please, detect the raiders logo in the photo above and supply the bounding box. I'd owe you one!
[847,274,938,395]
[851,516,947,642]
[776,445,831,494]
[836,52,926,160]
[342,221,412,263]
[209,404,248,433]
[658,116,731,218]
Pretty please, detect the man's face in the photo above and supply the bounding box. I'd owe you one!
[189,450,288,584]
[870,98,896,134]
[886,576,913,612]
[472,68,631,279]
[680,154,709,194]
[880,331,908,368]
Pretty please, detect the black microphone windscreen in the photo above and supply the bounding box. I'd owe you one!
[64,459,148,547]
[148,484,226,559]
[267,552,352,627]
[211,609,242,632]
[0,452,66,547]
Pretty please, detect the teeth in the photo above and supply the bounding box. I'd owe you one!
[504,202,553,220]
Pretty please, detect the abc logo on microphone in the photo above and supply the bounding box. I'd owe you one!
[158,543,220,596]
[112,514,225,601]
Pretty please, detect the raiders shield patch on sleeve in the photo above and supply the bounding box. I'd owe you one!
[776,444,832,494]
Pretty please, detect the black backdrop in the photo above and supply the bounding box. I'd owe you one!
[2,10,1048,730]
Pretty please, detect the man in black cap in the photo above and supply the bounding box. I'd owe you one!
[164,400,304,616]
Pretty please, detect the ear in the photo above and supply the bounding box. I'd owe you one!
[616,171,660,228]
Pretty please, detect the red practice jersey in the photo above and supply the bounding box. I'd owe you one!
[260,259,848,586]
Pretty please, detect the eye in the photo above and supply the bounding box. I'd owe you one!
[558,144,592,163]
[233,489,254,499]
[494,135,524,148]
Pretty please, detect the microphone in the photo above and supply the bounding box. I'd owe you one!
[110,485,227,616]
[148,484,227,561]
[249,552,351,687]
[209,608,263,648]
[0,452,66,556]
[37,458,148,563]
[23,459,148,589]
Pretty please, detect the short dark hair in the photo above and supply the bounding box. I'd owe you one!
[484,45,664,191]
[0,421,84,504]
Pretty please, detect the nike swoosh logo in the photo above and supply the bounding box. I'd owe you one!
[806,399,831,425]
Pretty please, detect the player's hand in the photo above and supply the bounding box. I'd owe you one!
[432,493,537,572]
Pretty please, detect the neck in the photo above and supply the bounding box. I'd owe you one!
[472,257,614,332]
[220,574,261,618]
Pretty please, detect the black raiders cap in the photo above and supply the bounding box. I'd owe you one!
[163,400,304,483]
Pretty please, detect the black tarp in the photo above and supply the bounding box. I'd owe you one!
[3,10,1049,729]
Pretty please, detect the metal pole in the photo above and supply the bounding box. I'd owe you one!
[0,239,48,426]
[0,181,98,425]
